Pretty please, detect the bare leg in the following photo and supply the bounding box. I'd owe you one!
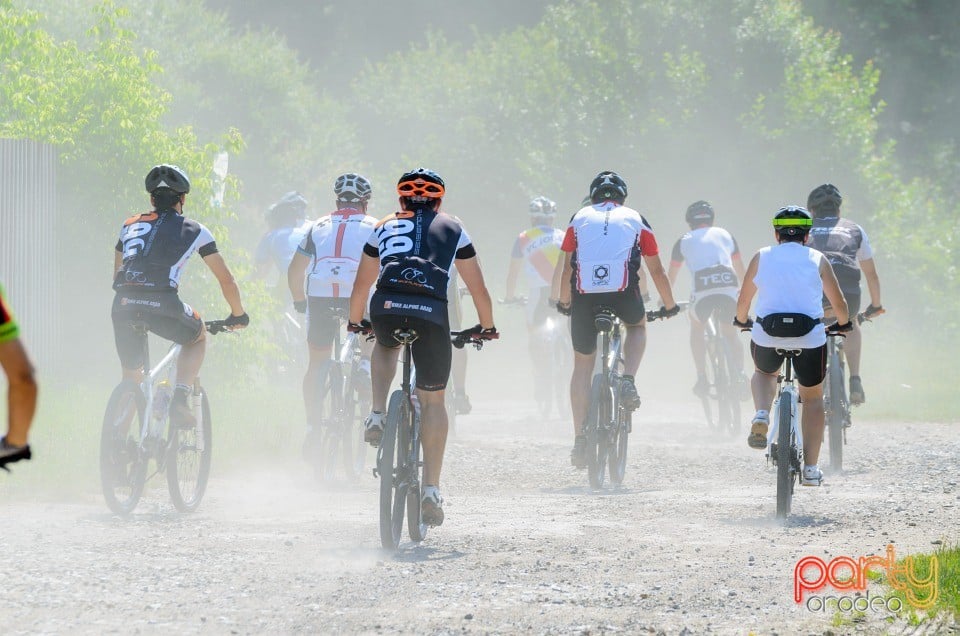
[570,351,596,435]
[175,330,206,386]
[689,319,706,378]
[371,343,400,413]
[845,321,862,377]
[752,370,778,413]
[302,345,331,427]
[798,384,825,465]
[720,323,745,374]
[417,388,447,487]
[621,323,647,376]
[0,340,37,447]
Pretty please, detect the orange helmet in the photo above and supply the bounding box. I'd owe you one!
[397,168,445,199]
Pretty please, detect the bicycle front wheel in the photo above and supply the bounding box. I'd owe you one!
[166,388,213,512]
[775,391,794,520]
[826,352,844,473]
[379,391,407,550]
[100,381,148,515]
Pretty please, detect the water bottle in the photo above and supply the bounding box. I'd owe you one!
[152,380,173,432]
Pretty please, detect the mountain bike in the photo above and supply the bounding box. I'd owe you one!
[306,308,370,483]
[582,307,632,489]
[376,328,490,550]
[699,308,742,437]
[100,320,232,515]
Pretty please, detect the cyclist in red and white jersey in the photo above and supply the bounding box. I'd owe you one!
[557,171,679,468]
[288,173,377,453]
[112,164,249,426]
[667,200,748,396]
[806,184,884,405]
[348,168,498,526]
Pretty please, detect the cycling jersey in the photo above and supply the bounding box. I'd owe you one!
[511,225,564,289]
[670,226,741,303]
[751,242,826,349]
[113,209,219,291]
[561,202,658,294]
[297,208,377,298]
[808,217,874,296]
[364,208,475,324]
[0,284,19,344]
[255,223,310,274]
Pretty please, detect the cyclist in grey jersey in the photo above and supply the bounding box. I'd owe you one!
[806,183,884,404]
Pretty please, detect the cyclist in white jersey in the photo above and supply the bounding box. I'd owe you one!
[254,191,310,284]
[288,173,377,453]
[734,206,851,486]
[667,201,747,396]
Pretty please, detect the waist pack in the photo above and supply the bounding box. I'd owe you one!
[758,313,820,338]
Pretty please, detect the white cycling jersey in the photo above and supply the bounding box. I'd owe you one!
[670,226,741,303]
[297,208,377,298]
[751,242,826,349]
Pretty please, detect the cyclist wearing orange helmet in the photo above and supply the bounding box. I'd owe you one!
[348,168,497,527]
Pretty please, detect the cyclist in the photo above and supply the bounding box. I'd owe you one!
[254,191,310,284]
[734,206,851,486]
[348,167,497,527]
[112,164,249,427]
[504,196,565,399]
[288,173,378,455]
[806,184,884,404]
[0,284,36,468]
[667,200,748,396]
[557,171,679,468]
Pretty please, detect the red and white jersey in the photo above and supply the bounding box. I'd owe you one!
[561,202,658,294]
[297,208,377,298]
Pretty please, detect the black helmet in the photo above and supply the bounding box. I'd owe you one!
[145,164,190,194]
[397,167,445,199]
[529,196,557,217]
[334,173,372,203]
[773,205,813,237]
[266,191,307,228]
[589,171,627,204]
[685,200,715,226]
[807,183,842,217]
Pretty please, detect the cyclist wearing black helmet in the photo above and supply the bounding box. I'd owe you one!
[112,164,249,427]
[806,183,884,405]
[254,191,311,283]
[348,168,498,527]
[288,173,377,456]
[557,171,679,469]
[667,200,748,397]
[735,206,851,486]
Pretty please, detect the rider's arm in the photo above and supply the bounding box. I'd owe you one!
[558,251,573,306]
[113,248,122,279]
[287,252,310,303]
[457,256,495,330]
[735,252,760,323]
[732,253,747,281]
[504,257,521,300]
[666,260,681,287]
[860,257,882,309]
[349,252,379,325]
[820,258,850,325]
[202,252,246,318]
[643,253,677,310]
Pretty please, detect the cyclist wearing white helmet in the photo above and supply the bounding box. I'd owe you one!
[288,173,378,455]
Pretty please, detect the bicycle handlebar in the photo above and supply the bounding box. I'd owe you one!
[451,329,497,350]
[645,302,687,323]
[204,320,239,335]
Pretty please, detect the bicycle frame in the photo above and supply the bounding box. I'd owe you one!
[767,358,803,455]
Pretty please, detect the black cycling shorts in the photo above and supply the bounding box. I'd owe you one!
[570,287,645,355]
[112,292,203,370]
[751,342,827,388]
[307,297,349,349]
[823,291,861,319]
[693,294,736,324]
[371,313,451,391]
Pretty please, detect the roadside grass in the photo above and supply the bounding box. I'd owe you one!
[872,543,960,625]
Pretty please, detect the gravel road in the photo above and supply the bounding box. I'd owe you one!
[1,398,957,635]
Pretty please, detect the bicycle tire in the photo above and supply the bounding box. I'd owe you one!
[826,349,844,473]
[404,409,428,542]
[166,387,213,513]
[379,390,406,550]
[700,342,719,431]
[312,360,343,482]
[717,339,741,437]
[100,381,148,516]
[775,390,794,519]
[608,405,630,486]
[341,364,367,480]
[586,374,610,489]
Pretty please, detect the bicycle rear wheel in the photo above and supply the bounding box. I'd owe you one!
[100,381,148,515]
[404,412,428,543]
[775,391,794,519]
[379,390,407,550]
[716,342,741,437]
[166,388,213,512]
[586,375,611,489]
[341,366,368,480]
[608,406,630,486]
[826,351,845,473]
[312,360,343,482]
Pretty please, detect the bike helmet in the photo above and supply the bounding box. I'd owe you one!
[807,183,842,217]
[773,205,813,237]
[685,200,715,226]
[589,171,627,204]
[334,173,372,203]
[529,196,557,217]
[266,191,308,228]
[397,167,445,199]
[145,164,190,194]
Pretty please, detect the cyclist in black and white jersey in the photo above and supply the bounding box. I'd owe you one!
[348,168,497,527]
[667,201,748,397]
[806,184,884,404]
[112,164,249,426]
